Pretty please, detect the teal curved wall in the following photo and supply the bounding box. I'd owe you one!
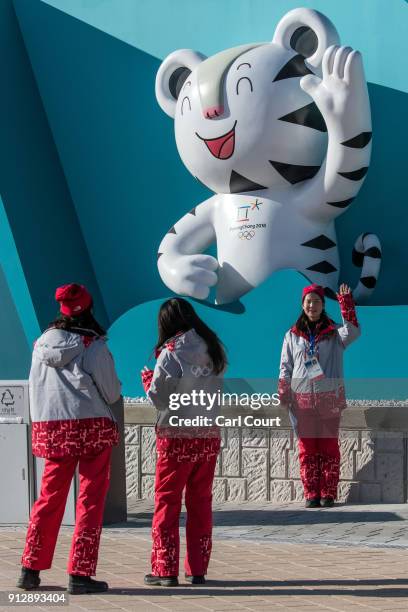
[1,0,407,395]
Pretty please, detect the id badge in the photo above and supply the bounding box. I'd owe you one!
[304,356,325,380]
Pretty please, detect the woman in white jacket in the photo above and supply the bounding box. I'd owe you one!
[141,298,226,587]
[17,284,121,594]
[279,283,360,508]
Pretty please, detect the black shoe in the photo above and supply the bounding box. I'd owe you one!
[320,497,335,507]
[144,573,179,587]
[17,567,41,590]
[305,497,320,508]
[185,574,206,584]
[68,575,109,595]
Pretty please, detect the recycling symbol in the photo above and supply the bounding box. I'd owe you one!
[1,389,15,407]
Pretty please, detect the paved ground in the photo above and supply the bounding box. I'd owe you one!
[1,501,408,611]
[125,500,408,549]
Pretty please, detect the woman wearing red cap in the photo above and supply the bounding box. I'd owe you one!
[17,284,121,594]
[279,283,360,508]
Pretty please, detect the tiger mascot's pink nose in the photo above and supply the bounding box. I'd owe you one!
[203,105,224,119]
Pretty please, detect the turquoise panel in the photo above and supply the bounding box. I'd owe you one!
[0,0,108,331]
[41,0,408,92]
[0,195,40,348]
[0,265,31,378]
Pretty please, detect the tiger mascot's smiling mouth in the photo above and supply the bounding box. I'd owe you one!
[195,120,237,160]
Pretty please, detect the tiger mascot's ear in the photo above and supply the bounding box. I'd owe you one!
[155,49,207,118]
[272,8,340,72]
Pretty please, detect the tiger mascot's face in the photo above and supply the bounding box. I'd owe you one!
[156,9,340,194]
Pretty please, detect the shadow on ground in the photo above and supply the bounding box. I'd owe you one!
[96,580,408,599]
[116,507,403,530]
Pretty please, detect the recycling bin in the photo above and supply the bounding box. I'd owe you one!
[0,381,32,523]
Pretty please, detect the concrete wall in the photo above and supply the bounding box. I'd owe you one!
[124,404,408,504]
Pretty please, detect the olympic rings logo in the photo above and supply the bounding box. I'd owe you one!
[190,364,213,377]
[239,230,255,240]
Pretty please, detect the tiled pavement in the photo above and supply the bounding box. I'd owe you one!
[1,501,408,611]
[126,500,408,549]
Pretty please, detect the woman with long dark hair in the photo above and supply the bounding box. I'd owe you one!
[17,284,121,594]
[141,298,227,587]
[279,283,360,508]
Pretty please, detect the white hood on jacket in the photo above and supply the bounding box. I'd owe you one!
[33,329,84,368]
[170,329,212,367]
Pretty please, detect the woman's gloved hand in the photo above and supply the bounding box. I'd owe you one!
[141,366,154,392]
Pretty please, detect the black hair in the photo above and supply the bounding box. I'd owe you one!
[48,308,107,337]
[294,310,334,335]
[155,298,227,375]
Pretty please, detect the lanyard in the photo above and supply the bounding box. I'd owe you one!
[308,333,316,357]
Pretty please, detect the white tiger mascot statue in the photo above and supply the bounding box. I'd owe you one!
[155,7,381,305]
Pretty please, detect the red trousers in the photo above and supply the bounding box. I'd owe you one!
[298,437,340,500]
[152,449,218,577]
[22,448,111,575]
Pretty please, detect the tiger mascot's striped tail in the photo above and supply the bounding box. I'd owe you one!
[351,233,382,304]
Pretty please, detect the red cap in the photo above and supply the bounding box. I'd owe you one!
[55,283,92,316]
[302,284,325,302]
